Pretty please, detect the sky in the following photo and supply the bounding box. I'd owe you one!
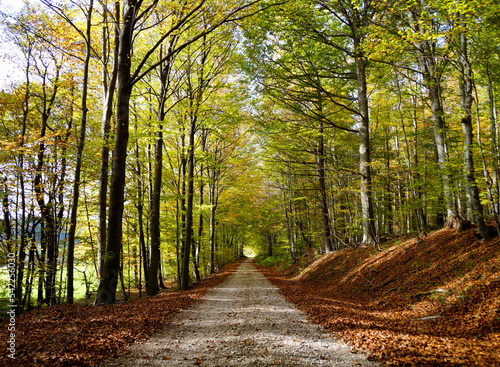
[0,0,24,12]
[0,0,35,88]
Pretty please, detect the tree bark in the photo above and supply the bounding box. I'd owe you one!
[15,42,32,313]
[148,91,165,297]
[95,1,136,305]
[149,36,177,295]
[34,65,60,306]
[487,64,500,221]
[98,0,120,276]
[134,122,150,293]
[209,181,217,274]
[195,131,207,282]
[484,64,500,233]
[408,4,457,221]
[180,116,196,290]
[316,120,334,252]
[283,163,296,261]
[458,13,489,239]
[67,0,93,304]
[355,53,377,246]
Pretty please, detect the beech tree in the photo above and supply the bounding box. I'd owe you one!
[38,0,96,304]
[95,0,262,304]
[2,0,500,309]
[242,0,380,246]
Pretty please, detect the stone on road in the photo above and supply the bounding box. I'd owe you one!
[105,258,379,366]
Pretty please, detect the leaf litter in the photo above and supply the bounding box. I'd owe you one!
[1,227,498,366]
[258,227,500,366]
[0,260,242,367]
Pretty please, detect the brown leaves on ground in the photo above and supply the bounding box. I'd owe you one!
[0,260,243,367]
[258,228,500,366]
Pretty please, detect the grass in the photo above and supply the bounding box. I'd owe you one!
[0,265,94,312]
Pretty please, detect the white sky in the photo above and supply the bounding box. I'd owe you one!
[0,0,24,12]
[0,0,36,88]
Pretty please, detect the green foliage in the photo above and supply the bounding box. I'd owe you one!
[1,0,500,308]
[258,255,289,268]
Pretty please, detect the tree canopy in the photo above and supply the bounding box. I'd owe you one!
[0,0,499,309]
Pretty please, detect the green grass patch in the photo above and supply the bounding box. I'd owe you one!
[0,265,96,312]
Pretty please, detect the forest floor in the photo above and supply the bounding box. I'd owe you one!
[0,226,499,366]
[103,258,377,366]
[0,260,242,367]
[259,226,500,366]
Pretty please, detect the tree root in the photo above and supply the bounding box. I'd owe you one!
[444,216,474,234]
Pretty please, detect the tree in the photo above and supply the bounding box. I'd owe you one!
[455,6,489,239]
[97,0,120,276]
[242,0,379,245]
[40,0,96,304]
[96,0,262,304]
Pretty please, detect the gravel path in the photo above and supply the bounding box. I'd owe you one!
[105,259,379,366]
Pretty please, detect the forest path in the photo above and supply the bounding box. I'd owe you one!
[104,258,378,366]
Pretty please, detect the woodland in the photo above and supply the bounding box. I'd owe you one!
[0,0,499,361]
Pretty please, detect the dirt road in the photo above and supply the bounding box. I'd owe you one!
[105,258,378,366]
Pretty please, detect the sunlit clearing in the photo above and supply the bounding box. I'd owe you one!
[243,247,256,257]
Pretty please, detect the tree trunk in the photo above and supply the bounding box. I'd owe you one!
[98,0,120,276]
[149,37,177,295]
[95,1,136,305]
[316,121,334,252]
[408,5,457,221]
[476,99,500,235]
[355,53,377,246]
[15,46,31,313]
[283,164,296,261]
[67,0,93,304]
[209,183,217,274]
[267,234,273,257]
[412,94,427,230]
[135,124,150,293]
[487,64,500,221]
[195,133,207,282]
[384,127,393,235]
[180,118,196,290]
[179,127,188,281]
[458,14,489,239]
[148,105,164,296]
[34,66,60,306]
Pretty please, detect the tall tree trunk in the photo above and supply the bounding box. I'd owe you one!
[180,118,196,290]
[487,63,500,220]
[384,127,394,235]
[15,46,31,313]
[149,37,177,295]
[67,0,93,304]
[209,181,217,274]
[181,40,207,287]
[476,99,500,235]
[195,132,207,282]
[283,164,296,261]
[175,164,182,284]
[408,5,457,222]
[355,52,377,246]
[267,234,273,257]
[95,1,136,305]
[34,66,60,306]
[148,98,164,297]
[179,127,188,281]
[316,120,334,252]
[412,94,427,230]
[135,123,150,293]
[458,13,489,239]
[98,0,120,276]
